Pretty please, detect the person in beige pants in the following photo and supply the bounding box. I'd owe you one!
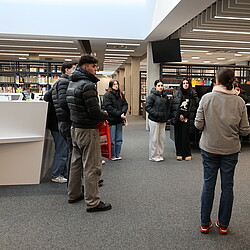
[145,80,170,162]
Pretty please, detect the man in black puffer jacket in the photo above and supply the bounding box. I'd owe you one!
[52,62,76,177]
[66,55,112,212]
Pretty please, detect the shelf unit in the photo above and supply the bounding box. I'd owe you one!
[160,63,250,89]
[0,59,64,94]
[139,71,147,115]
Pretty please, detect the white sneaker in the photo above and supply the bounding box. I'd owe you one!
[51,175,67,183]
[102,160,106,165]
[115,156,122,160]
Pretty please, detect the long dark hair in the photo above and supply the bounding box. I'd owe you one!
[180,78,192,91]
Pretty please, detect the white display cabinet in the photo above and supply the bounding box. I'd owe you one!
[0,101,48,185]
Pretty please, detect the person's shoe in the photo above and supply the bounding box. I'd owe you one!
[51,175,67,183]
[216,220,228,235]
[185,156,192,161]
[177,156,182,161]
[98,179,104,187]
[200,221,212,234]
[86,201,112,212]
[111,157,117,161]
[115,156,122,160]
[102,160,105,165]
[155,157,164,162]
[68,193,84,204]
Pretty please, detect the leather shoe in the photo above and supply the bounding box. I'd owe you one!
[68,193,84,204]
[86,201,112,212]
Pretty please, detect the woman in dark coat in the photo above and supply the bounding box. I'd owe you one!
[170,78,199,161]
[103,80,128,161]
[145,80,170,162]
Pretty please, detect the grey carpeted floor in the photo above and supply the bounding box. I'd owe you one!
[1,116,249,250]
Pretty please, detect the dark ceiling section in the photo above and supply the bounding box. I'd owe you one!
[78,40,92,55]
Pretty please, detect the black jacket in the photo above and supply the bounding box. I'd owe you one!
[52,74,70,122]
[66,67,108,129]
[103,89,128,125]
[44,88,58,131]
[170,88,199,132]
[145,88,170,123]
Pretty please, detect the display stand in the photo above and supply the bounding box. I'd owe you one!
[0,101,48,185]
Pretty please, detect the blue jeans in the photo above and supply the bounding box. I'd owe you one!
[51,130,68,178]
[200,149,238,227]
[110,123,123,158]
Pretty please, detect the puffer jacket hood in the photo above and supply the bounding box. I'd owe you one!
[70,67,99,83]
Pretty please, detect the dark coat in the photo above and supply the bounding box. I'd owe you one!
[170,88,199,132]
[103,89,128,125]
[52,74,70,122]
[145,88,170,123]
[44,88,58,131]
[66,67,108,129]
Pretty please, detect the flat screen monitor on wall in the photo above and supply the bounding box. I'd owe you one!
[151,39,182,63]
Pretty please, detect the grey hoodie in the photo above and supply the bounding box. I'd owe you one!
[195,85,250,154]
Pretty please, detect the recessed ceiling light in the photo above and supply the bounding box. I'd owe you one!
[182,45,250,50]
[107,43,140,46]
[217,58,225,60]
[105,54,130,56]
[206,53,212,55]
[192,29,250,35]
[203,60,211,63]
[181,49,209,53]
[238,52,250,54]
[39,54,80,57]
[181,38,250,44]
[0,49,80,54]
[105,56,128,59]
[0,53,29,56]
[106,49,134,52]
[0,38,73,43]
[65,59,72,61]
[191,56,200,59]
[214,16,250,21]
[19,57,27,60]
[0,44,78,50]
[182,60,189,62]
[234,54,243,56]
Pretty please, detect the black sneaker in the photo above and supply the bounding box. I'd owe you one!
[86,201,112,212]
[98,179,104,187]
[68,193,84,204]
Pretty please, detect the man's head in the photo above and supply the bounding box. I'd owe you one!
[78,55,99,75]
[61,62,76,75]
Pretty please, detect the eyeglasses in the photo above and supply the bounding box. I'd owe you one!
[157,85,164,87]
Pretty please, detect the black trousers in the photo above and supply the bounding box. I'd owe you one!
[174,120,191,158]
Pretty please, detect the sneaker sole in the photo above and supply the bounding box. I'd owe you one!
[216,220,228,235]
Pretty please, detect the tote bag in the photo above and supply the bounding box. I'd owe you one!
[98,120,112,159]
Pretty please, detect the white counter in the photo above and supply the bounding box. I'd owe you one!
[0,101,48,185]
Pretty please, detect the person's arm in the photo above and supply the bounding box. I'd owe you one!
[103,93,123,117]
[194,97,205,130]
[44,87,53,103]
[58,79,70,111]
[239,105,250,136]
[145,94,157,118]
[83,84,108,120]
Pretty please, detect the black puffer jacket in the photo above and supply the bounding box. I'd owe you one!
[145,88,170,123]
[52,74,70,122]
[44,88,58,131]
[103,89,128,125]
[170,88,199,132]
[66,67,108,129]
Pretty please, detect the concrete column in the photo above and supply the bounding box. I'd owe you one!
[117,68,125,92]
[131,56,140,115]
[124,63,131,113]
[146,42,160,129]
[147,42,160,95]
[29,53,39,60]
